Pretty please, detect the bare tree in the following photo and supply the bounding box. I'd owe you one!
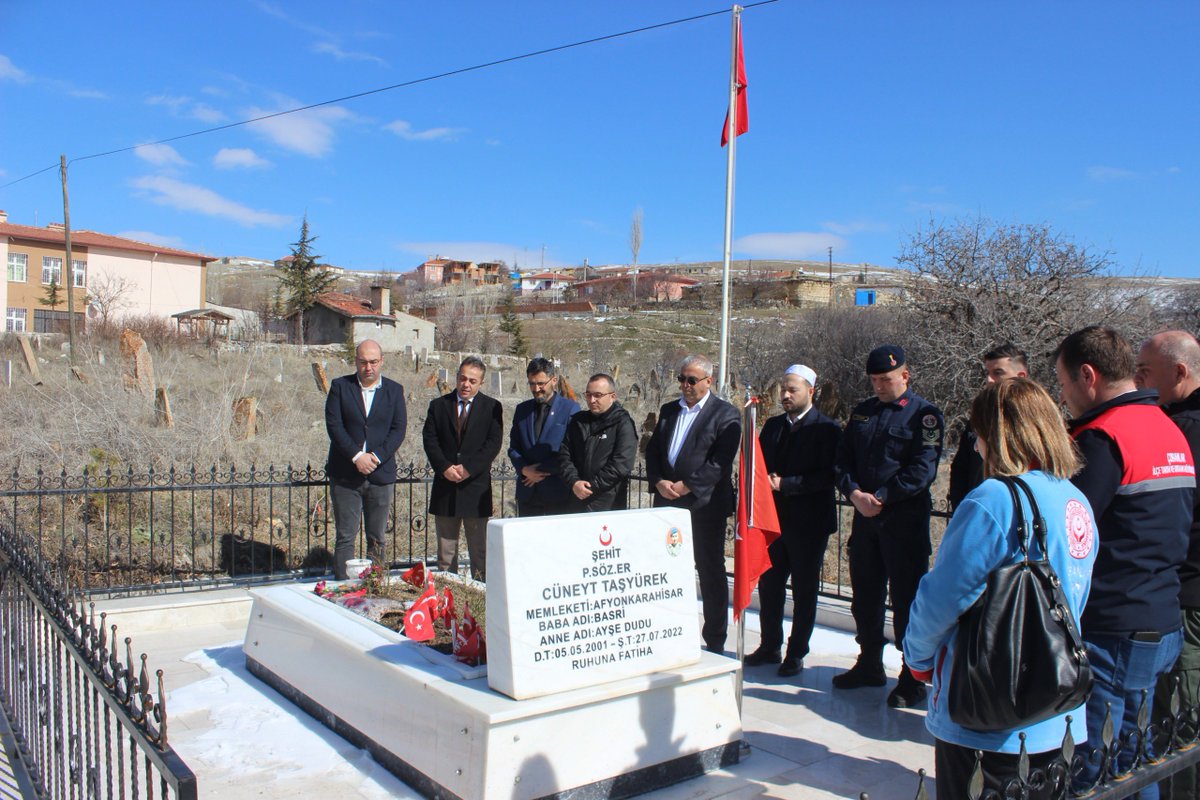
[898,216,1157,419]
[629,208,643,309]
[86,273,136,328]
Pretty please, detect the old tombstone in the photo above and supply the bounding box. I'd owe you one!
[275,357,284,384]
[119,329,155,397]
[3,360,11,388]
[488,370,502,397]
[18,337,42,385]
[97,350,105,366]
[424,371,438,389]
[311,362,330,394]
[232,396,258,440]
[155,387,174,429]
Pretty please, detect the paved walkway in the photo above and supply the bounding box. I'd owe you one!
[92,584,937,800]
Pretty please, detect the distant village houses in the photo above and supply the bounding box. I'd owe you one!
[287,287,436,353]
[1,209,212,333]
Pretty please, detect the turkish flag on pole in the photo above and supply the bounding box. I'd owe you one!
[721,14,749,147]
[733,401,780,620]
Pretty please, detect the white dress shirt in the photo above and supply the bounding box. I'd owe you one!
[667,391,711,467]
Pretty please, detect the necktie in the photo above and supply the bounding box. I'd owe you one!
[456,399,469,441]
[534,402,549,440]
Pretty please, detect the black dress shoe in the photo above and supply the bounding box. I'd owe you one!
[777,657,803,677]
[744,648,782,666]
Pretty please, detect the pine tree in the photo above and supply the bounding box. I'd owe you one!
[498,291,529,357]
[40,279,63,310]
[277,215,338,345]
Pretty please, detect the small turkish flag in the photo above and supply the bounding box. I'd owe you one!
[401,562,426,589]
[403,585,439,642]
[439,587,457,625]
[453,601,487,664]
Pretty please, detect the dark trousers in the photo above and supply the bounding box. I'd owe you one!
[330,478,391,579]
[847,498,931,653]
[935,739,1061,800]
[517,497,566,517]
[691,512,730,652]
[758,529,832,660]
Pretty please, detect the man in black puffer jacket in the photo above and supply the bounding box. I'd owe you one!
[557,373,638,513]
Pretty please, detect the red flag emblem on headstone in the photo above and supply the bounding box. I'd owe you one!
[403,584,439,642]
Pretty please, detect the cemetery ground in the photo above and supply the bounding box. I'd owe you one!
[96,582,936,800]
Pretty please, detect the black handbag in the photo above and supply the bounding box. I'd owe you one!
[948,475,1093,732]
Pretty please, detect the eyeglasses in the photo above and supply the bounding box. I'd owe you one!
[677,374,707,385]
[527,380,551,389]
[356,358,382,367]
[584,391,615,399]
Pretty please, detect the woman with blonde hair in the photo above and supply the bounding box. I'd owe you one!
[906,378,1098,797]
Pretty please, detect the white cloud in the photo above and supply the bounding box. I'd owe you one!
[130,175,291,228]
[134,143,188,167]
[213,148,270,170]
[820,219,891,236]
[313,42,387,67]
[246,102,354,157]
[191,103,226,123]
[0,54,30,83]
[384,120,465,142]
[1087,165,1138,182]
[733,232,846,259]
[116,230,187,249]
[397,241,563,269]
[147,93,190,112]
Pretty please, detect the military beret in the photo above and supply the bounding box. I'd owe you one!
[866,344,906,374]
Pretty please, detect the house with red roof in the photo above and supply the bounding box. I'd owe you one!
[285,288,436,353]
[1,210,213,333]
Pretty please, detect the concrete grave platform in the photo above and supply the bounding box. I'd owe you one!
[243,583,742,800]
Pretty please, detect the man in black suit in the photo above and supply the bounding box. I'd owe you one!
[745,364,841,677]
[645,354,741,653]
[325,339,408,580]
[422,356,503,581]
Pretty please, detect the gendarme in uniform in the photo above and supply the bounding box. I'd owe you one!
[833,344,944,709]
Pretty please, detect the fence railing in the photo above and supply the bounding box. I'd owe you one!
[0,522,197,799]
[0,462,929,596]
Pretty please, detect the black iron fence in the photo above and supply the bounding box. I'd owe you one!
[0,522,197,799]
[0,462,897,595]
[880,690,1200,799]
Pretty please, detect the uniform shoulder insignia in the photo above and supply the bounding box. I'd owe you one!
[922,414,939,429]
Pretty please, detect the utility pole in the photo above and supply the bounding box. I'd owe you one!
[827,246,833,283]
[60,155,77,364]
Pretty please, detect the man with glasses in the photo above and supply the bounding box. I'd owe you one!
[509,357,579,516]
[645,354,741,653]
[423,356,504,581]
[557,373,637,512]
[325,339,408,579]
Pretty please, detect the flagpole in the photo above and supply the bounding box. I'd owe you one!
[736,385,754,716]
[717,5,741,398]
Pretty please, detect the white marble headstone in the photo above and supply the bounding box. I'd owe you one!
[486,507,701,700]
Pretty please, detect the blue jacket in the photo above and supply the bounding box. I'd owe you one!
[905,472,1097,753]
[508,393,579,506]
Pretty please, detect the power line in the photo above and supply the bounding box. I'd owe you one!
[1,1,779,189]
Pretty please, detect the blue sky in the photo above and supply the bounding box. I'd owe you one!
[1,1,1197,277]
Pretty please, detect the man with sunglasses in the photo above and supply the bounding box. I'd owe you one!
[645,355,741,653]
[508,357,579,516]
[557,373,637,512]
